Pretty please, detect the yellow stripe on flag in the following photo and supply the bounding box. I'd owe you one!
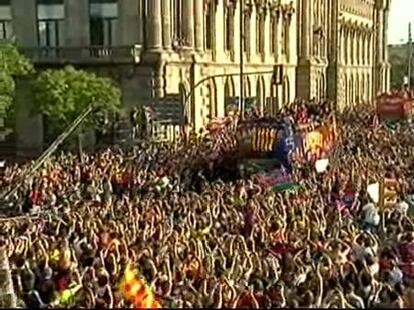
[119,265,161,309]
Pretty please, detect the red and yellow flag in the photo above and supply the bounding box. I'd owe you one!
[119,265,161,309]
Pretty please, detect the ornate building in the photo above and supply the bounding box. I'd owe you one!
[143,0,298,129]
[1,0,297,144]
[297,0,390,108]
[1,0,390,153]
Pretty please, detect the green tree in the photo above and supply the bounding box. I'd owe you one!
[0,41,34,129]
[32,65,121,134]
[389,44,409,88]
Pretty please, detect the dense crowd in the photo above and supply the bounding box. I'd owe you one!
[2,102,414,308]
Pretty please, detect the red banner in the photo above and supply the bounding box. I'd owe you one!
[377,92,413,120]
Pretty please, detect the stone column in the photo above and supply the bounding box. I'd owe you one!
[182,0,195,47]
[146,0,162,50]
[118,0,140,45]
[64,0,90,46]
[194,0,204,51]
[11,0,37,47]
[162,0,172,49]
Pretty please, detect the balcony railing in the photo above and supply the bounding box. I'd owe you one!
[21,45,143,64]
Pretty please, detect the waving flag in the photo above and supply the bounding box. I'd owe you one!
[119,265,161,309]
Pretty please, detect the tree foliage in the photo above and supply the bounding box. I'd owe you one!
[32,66,122,131]
[389,44,409,89]
[0,41,34,114]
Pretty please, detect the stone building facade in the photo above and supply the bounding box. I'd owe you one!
[297,0,390,109]
[1,0,297,135]
[0,0,390,152]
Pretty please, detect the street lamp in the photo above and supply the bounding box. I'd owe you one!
[239,0,244,114]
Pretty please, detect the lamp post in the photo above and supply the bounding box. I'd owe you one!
[408,22,412,88]
[239,0,244,114]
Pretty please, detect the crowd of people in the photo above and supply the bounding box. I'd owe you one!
[2,101,414,308]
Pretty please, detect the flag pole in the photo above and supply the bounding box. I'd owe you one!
[408,23,412,88]
[239,0,245,116]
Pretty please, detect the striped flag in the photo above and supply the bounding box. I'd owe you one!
[119,265,161,309]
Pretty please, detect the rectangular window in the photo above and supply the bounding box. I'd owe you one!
[225,12,230,51]
[281,22,285,55]
[243,14,249,53]
[172,0,183,43]
[284,22,290,60]
[36,0,64,50]
[205,4,212,50]
[89,0,118,46]
[258,14,264,54]
[0,0,12,39]
[256,16,260,52]
[38,20,64,47]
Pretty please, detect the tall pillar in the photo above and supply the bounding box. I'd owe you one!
[11,0,37,47]
[146,0,162,50]
[162,0,172,49]
[118,0,140,45]
[64,0,90,46]
[182,0,195,47]
[194,0,204,51]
